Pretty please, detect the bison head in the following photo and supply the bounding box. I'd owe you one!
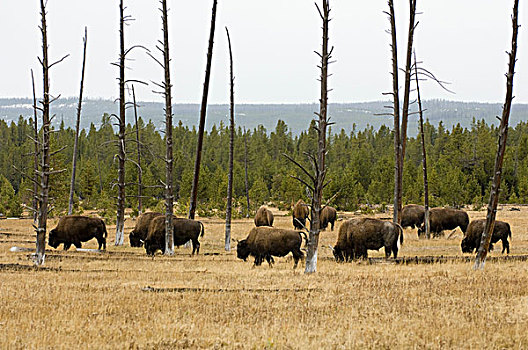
[460,237,474,253]
[332,246,345,262]
[236,240,250,261]
[129,231,143,247]
[48,229,59,249]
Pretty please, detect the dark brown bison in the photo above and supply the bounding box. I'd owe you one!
[129,212,163,247]
[144,216,204,256]
[320,206,337,231]
[292,199,309,229]
[331,218,403,260]
[461,219,511,254]
[401,204,425,229]
[254,206,274,227]
[48,216,107,251]
[418,208,469,238]
[236,227,306,268]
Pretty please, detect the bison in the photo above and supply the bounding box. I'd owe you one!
[236,227,306,268]
[461,219,511,254]
[292,199,309,230]
[129,212,163,247]
[320,206,337,231]
[254,206,274,227]
[331,218,403,260]
[144,216,204,256]
[48,216,107,251]
[401,204,425,229]
[418,207,469,238]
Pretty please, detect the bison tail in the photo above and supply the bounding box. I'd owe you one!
[199,221,205,237]
[300,231,308,248]
[102,221,108,238]
[394,222,404,247]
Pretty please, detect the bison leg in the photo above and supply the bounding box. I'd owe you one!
[63,242,72,251]
[502,238,510,254]
[330,221,335,231]
[384,246,392,259]
[265,255,274,268]
[97,236,106,250]
[74,241,82,249]
[191,239,200,255]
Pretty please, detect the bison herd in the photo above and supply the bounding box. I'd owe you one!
[44,202,513,268]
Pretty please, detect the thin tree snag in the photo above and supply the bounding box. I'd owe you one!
[30,70,39,224]
[115,0,127,246]
[474,0,519,270]
[132,85,143,215]
[189,0,218,220]
[160,0,174,255]
[244,127,250,218]
[68,27,88,215]
[414,53,430,239]
[225,27,235,252]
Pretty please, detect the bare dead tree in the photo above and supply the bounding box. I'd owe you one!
[414,53,430,239]
[224,27,235,251]
[475,0,519,270]
[31,70,39,224]
[189,0,218,220]
[68,27,88,215]
[285,0,333,274]
[244,126,250,218]
[131,85,143,215]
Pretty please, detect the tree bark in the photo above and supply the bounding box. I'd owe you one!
[30,70,39,224]
[132,85,143,215]
[68,27,88,215]
[474,0,519,270]
[224,27,235,252]
[244,127,250,218]
[160,0,174,255]
[115,0,127,246]
[189,0,218,220]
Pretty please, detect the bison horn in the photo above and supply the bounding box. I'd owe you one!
[328,245,334,252]
[139,239,144,244]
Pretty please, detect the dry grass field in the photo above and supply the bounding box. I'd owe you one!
[1,206,528,349]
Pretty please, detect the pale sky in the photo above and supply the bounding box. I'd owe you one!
[0,1,526,104]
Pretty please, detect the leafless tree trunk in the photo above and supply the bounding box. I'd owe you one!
[31,70,39,224]
[244,127,250,218]
[414,53,430,239]
[68,27,88,215]
[131,85,143,215]
[189,0,218,220]
[224,27,235,251]
[474,0,519,270]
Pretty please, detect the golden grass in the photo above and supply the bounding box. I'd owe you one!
[1,206,528,349]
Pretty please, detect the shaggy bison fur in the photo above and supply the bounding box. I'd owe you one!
[48,216,107,250]
[418,207,469,238]
[129,212,163,247]
[236,227,306,268]
[292,199,309,230]
[254,206,274,227]
[144,216,204,256]
[461,219,511,254]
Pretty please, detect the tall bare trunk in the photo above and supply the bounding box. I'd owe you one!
[31,70,39,224]
[244,127,250,218]
[474,0,519,270]
[68,27,88,215]
[189,0,218,220]
[414,53,430,239]
[160,0,174,255]
[225,27,235,251]
[115,0,127,246]
[132,85,143,215]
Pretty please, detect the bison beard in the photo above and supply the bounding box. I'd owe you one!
[461,219,511,254]
[144,216,204,256]
[48,216,107,250]
[236,227,305,268]
[129,212,163,247]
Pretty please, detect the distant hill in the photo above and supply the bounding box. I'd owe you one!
[1,98,526,136]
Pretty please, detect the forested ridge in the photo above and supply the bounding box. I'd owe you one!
[1,114,528,218]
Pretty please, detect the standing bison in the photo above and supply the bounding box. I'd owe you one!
[144,216,204,256]
[461,219,511,254]
[129,212,163,247]
[48,216,107,251]
[236,227,306,268]
[331,218,403,261]
[320,206,337,231]
[418,208,469,238]
[292,199,309,229]
[254,206,274,227]
[401,204,425,229]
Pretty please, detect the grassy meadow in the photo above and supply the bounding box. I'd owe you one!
[1,206,528,349]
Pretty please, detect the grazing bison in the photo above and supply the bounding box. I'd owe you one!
[48,216,107,251]
[331,218,403,260]
[292,199,309,229]
[129,212,163,247]
[401,204,425,229]
[144,216,204,256]
[418,207,469,238]
[320,206,337,231]
[236,227,306,268]
[461,219,511,254]
[254,206,274,227]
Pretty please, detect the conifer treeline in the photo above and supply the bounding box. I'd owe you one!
[1,115,527,218]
